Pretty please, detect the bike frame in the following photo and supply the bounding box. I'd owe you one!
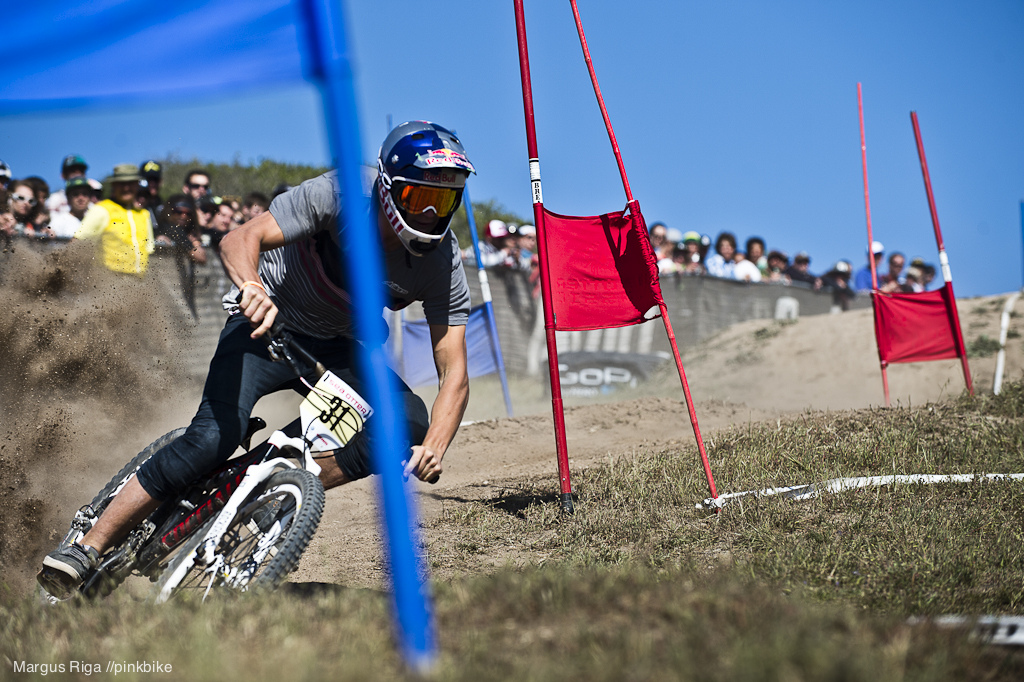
[53,327,364,602]
[154,451,313,602]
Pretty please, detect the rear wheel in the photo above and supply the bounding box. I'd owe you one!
[152,468,325,603]
[38,428,187,604]
[90,428,187,511]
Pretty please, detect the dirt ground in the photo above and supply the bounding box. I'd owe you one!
[2,246,1021,594]
[293,294,1024,589]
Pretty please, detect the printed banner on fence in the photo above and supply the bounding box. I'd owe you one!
[392,304,498,388]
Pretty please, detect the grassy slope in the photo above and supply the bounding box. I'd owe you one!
[4,385,1024,681]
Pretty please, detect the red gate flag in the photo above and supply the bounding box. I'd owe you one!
[873,285,961,365]
[544,203,663,331]
[857,85,973,404]
[514,0,718,510]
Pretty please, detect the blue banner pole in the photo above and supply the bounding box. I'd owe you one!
[462,185,514,417]
[299,0,435,671]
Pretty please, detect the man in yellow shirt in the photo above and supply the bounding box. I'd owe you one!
[75,164,154,276]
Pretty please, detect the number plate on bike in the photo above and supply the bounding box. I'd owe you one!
[299,371,373,452]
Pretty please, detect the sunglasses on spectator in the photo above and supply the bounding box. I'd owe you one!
[10,193,36,206]
[189,182,210,190]
[173,208,192,215]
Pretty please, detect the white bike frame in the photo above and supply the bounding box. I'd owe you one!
[153,430,320,603]
[154,366,371,603]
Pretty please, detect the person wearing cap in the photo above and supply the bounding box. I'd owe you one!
[915,259,937,291]
[902,265,924,292]
[765,250,791,284]
[138,160,164,222]
[74,163,155,276]
[473,219,523,269]
[682,231,704,272]
[196,193,227,231]
[854,241,884,292]
[48,178,94,240]
[665,230,704,276]
[45,154,89,215]
[785,252,822,290]
[822,260,855,311]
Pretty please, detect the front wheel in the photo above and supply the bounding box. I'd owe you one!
[152,468,325,603]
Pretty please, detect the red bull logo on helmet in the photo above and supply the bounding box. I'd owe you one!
[418,147,474,171]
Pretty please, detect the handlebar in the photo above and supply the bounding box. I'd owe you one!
[264,321,327,381]
[232,290,326,380]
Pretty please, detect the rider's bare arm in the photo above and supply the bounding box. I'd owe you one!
[405,323,469,483]
[220,212,287,339]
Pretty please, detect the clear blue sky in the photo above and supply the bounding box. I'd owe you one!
[3,0,1022,297]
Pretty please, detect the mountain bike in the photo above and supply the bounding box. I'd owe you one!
[39,324,372,604]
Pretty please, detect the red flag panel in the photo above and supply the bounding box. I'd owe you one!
[872,284,961,364]
[543,202,663,331]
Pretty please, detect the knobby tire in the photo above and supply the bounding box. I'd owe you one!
[152,468,324,603]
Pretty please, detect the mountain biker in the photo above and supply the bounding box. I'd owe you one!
[39,121,474,597]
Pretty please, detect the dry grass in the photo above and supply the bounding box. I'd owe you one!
[4,384,1024,680]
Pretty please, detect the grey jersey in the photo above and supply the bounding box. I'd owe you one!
[223,171,470,339]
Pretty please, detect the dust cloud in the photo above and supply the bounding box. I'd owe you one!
[0,242,201,590]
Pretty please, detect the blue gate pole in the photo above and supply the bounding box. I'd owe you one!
[462,185,514,417]
[1020,201,1023,291]
[299,0,436,671]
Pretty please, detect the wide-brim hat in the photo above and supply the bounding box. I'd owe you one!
[109,163,141,183]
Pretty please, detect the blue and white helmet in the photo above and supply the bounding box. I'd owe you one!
[377,121,475,256]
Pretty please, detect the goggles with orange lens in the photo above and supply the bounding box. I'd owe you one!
[392,181,459,217]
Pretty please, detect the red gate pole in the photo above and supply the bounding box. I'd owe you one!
[858,83,891,406]
[910,111,974,396]
[569,0,716,502]
[513,0,574,513]
[568,0,632,202]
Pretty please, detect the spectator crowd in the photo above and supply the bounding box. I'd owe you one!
[2,153,940,312]
[0,154,273,278]
[458,215,941,312]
